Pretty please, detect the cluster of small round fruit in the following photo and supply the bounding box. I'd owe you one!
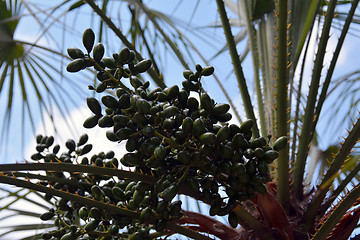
[34,28,286,240]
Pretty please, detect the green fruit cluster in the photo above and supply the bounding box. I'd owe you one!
[34,29,287,239]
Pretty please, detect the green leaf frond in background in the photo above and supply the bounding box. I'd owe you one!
[0,0,92,159]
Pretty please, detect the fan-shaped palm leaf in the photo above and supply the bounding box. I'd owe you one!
[0,0,93,160]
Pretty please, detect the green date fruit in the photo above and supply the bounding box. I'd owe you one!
[187,97,199,110]
[239,119,254,133]
[136,99,151,114]
[193,118,207,137]
[83,28,95,53]
[199,132,216,145]
[98,116,114,128]
[159,184,178,201]
[79,206,88,220]
[134,59,152,73]
[90,207,102,221]
[77,134,89,146]
[200,93,212,111]
[118,47,131,63]
[67,58,86,72]
[40,211,55,221]
[201,66,214,76]
[102,57,117,69]
[140,206,153,223]
[129,232,141,240]
[91,185,103,200]
[154,145,167,160]
[67,47,85,59]
[102,95,118,109]
[167,85,179,100]
[264,150,279,163]
[182,80,197,91]
[96,82,107,93]
[246,159,256,175]
[213,103,230,115]
[182,117,193,135]
[273,136,288,151]
[65,139,76,152]
[183,70,194,80]
[133,190,145,207]
[228,211,238,228]
[162,106,179,118]
[232,133,249,150]
[60,232,76,240]
[87,97,102,115]
[84,219,99,232]
[79,144,92,155]
[216,126,230,142]
[93,43,104,62]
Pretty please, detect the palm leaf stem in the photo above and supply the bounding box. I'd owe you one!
[215,0,259,138]
[275,0,290,206]
[134,0,190,71]
[321,159,360,216]
[3,171,92,191]
[0,163,203,199]
[290,19,314,168]
[0,163,267,236]
[0,174,138,220]
[84,0,165,88]
[240,0,267,136]
[311,182,360,240]
[98,0,109,43]
[0,172,213,240]
[311,0,359,143]
[293,0,321,70]
[294,0,338,199]
[302,115,360,230]
[0,163,155,183]
[257,15,276,133]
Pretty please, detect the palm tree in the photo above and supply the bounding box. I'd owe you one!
[0,0,360,239]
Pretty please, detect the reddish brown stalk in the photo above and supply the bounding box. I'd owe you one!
[177,210,242,240]
[252,192,293,240]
